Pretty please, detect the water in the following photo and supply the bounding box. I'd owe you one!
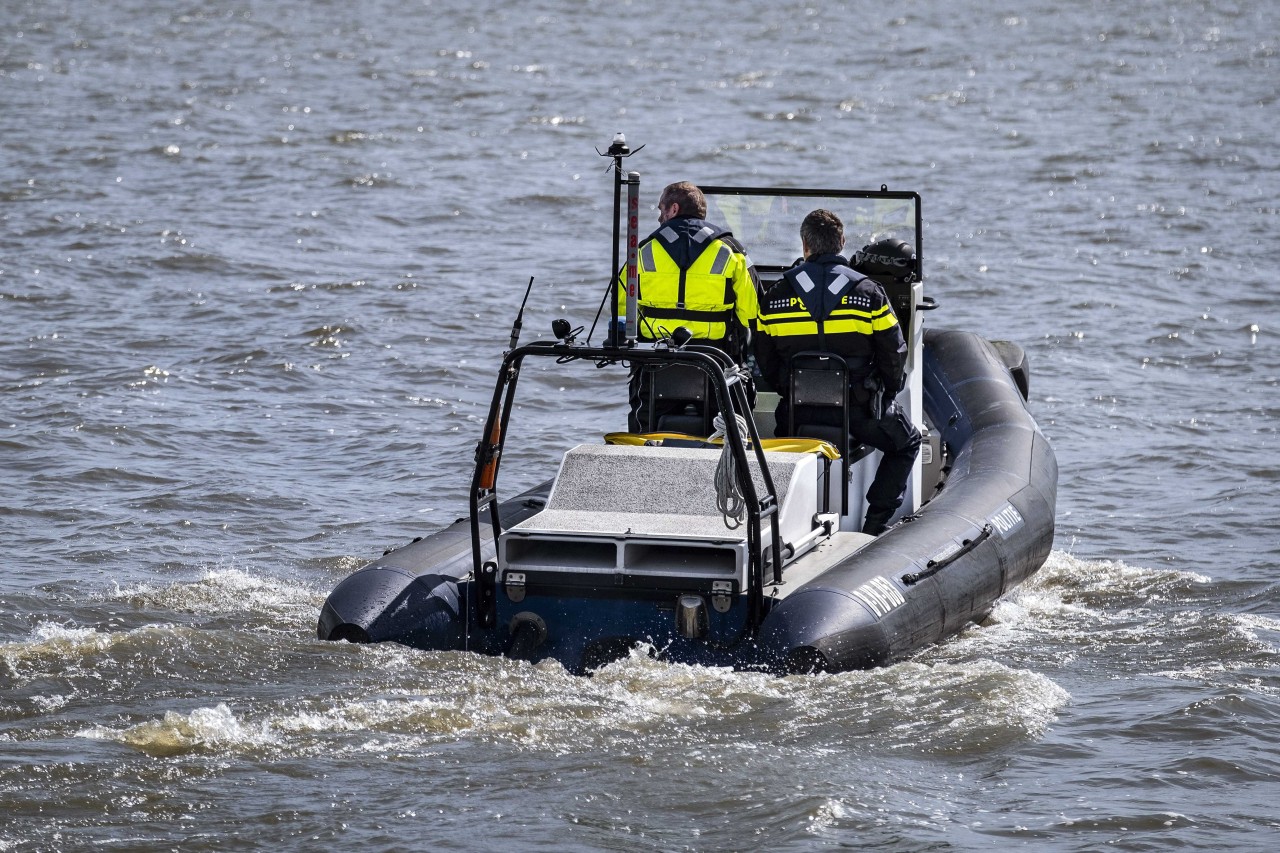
[3,0,1278,849]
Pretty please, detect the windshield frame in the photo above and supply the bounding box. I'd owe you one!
[697,185,923,281]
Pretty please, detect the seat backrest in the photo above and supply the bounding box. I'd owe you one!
[789,352,848,429]
[649,362,713,434]
[788,351,852,516]
[791,356,847,409]
[652,362,708,403]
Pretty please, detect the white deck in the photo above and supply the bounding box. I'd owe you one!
[763,531,876,600]
[500,443,827,582]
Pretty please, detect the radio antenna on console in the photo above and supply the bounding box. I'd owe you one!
[507,276,535,352]
[597,133,644,348]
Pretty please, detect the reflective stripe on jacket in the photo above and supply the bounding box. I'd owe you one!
[754,254,907,396]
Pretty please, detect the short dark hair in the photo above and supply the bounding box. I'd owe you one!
[801,209,844,258]
[659,182,707,219]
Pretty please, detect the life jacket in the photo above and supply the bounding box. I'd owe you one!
[625,217,754,345]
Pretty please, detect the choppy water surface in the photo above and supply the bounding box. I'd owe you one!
[3,0,1278,850]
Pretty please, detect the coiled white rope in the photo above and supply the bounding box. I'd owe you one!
[709,412,750,529]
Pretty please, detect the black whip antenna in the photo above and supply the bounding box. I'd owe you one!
[507,276,535,351]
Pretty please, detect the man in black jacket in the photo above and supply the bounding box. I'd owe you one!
[754,209,921,535]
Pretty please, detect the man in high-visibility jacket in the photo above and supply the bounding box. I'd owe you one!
[754,209,921,535]
[621,181,759,432]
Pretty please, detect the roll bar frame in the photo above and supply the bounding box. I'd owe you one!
[466,342,784,637]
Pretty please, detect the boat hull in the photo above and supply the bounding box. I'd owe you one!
[318,329,1057,674]
[754,329,1056,671]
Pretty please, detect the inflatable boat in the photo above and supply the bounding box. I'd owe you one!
[317,149,1058,674]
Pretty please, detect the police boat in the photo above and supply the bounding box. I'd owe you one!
[317,144,1058,674]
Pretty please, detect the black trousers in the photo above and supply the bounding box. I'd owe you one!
[848,405,922,516]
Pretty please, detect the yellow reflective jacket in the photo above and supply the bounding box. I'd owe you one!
[617,217,758,354]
